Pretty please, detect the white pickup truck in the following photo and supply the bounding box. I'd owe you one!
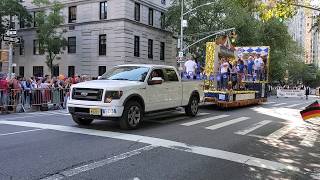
[67,64,203,129]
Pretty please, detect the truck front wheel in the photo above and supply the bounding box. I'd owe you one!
[72,115,94,126]
[120,101,143,130]
[185,95,199,117]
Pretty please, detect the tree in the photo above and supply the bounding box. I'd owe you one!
[32,0,67,76]
[0,0,31,46]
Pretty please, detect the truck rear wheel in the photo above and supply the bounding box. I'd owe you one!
[185,95,199,117]
[72,115,94,126]
[120,101,143,130]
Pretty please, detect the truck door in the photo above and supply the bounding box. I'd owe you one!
[163,68,182,107]
[145,68,168,111]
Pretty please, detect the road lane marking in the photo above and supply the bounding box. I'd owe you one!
[263,101,276,105]
[266,125,295,140]
[272,103,287,107]
[0,120,300,173]
[300,130,318,147]
[0,129,44,136]
[205,117,250,130]
[41,145,157,180]
[181,115,230,126]
[235,120,272,135]
[285,103,305,108]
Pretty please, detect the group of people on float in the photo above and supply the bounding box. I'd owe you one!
[217,54,266,90]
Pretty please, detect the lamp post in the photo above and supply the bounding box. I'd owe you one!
[179,1,215,70]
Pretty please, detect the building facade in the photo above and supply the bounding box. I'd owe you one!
[3,0,177,78]
[287,1,320,67]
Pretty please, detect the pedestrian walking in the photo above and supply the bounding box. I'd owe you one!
[305,86,310,100]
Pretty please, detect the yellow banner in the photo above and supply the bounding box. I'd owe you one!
[204,42,215,75]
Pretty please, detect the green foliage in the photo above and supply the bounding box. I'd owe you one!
[0,0,32,35]
[32,0,66,76]
[165,0,308,84]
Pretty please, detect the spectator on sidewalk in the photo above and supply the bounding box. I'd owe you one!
[0,74,9,114]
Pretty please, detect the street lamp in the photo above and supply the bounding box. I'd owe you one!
[179,0,215,70]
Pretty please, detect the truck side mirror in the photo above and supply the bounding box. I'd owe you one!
[148,77,163,85]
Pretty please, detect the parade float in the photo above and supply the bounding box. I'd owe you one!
[203,36,270,108]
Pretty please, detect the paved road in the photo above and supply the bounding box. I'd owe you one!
[0,96,319,180]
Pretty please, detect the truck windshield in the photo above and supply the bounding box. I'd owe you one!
[99,66,150,82]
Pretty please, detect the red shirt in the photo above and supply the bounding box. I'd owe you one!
[0,79,9,93]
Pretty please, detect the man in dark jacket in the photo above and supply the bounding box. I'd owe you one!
[305,86,310,100]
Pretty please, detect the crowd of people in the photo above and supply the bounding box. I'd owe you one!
[0,73,92,113]
[182,53,267,91]
[0,73,91,92]
[217,54,266,90]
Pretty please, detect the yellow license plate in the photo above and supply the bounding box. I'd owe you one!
[90,108,101,115]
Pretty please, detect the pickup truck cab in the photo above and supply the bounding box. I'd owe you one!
[67,64,203,129]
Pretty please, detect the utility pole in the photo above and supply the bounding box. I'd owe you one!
[8,42,13,79]
[179,0,184,72]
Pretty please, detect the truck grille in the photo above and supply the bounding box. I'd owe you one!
[72,88,103,101]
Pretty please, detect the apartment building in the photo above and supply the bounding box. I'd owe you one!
[3,0,176,77]
[287,1,320,67]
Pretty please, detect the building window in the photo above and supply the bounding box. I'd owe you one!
[100,1,107,19]
[160,42,165,61]
[98,66,107,76]
[33,11,40,27]
[134,36,140,57]
[99,34,107,55]
[134,3,140,21]
[19,66,24,77]
[161,12,165,29]
[69,6,77,23]
[161,0,166,5]
[19,15,25,28]
[68,37,76,53]
[148,8,153,26]
[33,40,43,55]
[52,66,59,77]
[68,66,75,77]
[33,66,43,77]
[148,39,153,59]
[20,39,24,55]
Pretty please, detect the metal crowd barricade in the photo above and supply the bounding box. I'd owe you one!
[0,87,70,114]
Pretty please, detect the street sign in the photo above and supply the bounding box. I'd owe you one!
[182,20,188,28]
[2,36,21,44]
[179,51,184,58]
[2,35,10,41]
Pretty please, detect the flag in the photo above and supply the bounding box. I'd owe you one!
[300,101,320,120]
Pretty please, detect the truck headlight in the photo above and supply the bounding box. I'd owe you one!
[104,91,123,103]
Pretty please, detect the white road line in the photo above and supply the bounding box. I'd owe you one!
[0,120,299,173]
[285,103,304,108]
[205,117,250,130]
[266,125,295,140]
[263,101,276,105]
[0,129,44,136]
[46,111,70,116]
[272,103,287,107]
[41,145,157,180]
[235,120,272,135]
[300,130,318,147]
[181,115,230,126]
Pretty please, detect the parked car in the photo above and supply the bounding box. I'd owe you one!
[67,64,204,129]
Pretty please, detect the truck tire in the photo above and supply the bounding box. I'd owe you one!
[120,101,143,130]
[185,95,199,117]
[72,115,93,126]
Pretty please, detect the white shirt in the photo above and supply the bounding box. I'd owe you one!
[184,60,197,74]
[220,62,229,74]
[254,58,264,70]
